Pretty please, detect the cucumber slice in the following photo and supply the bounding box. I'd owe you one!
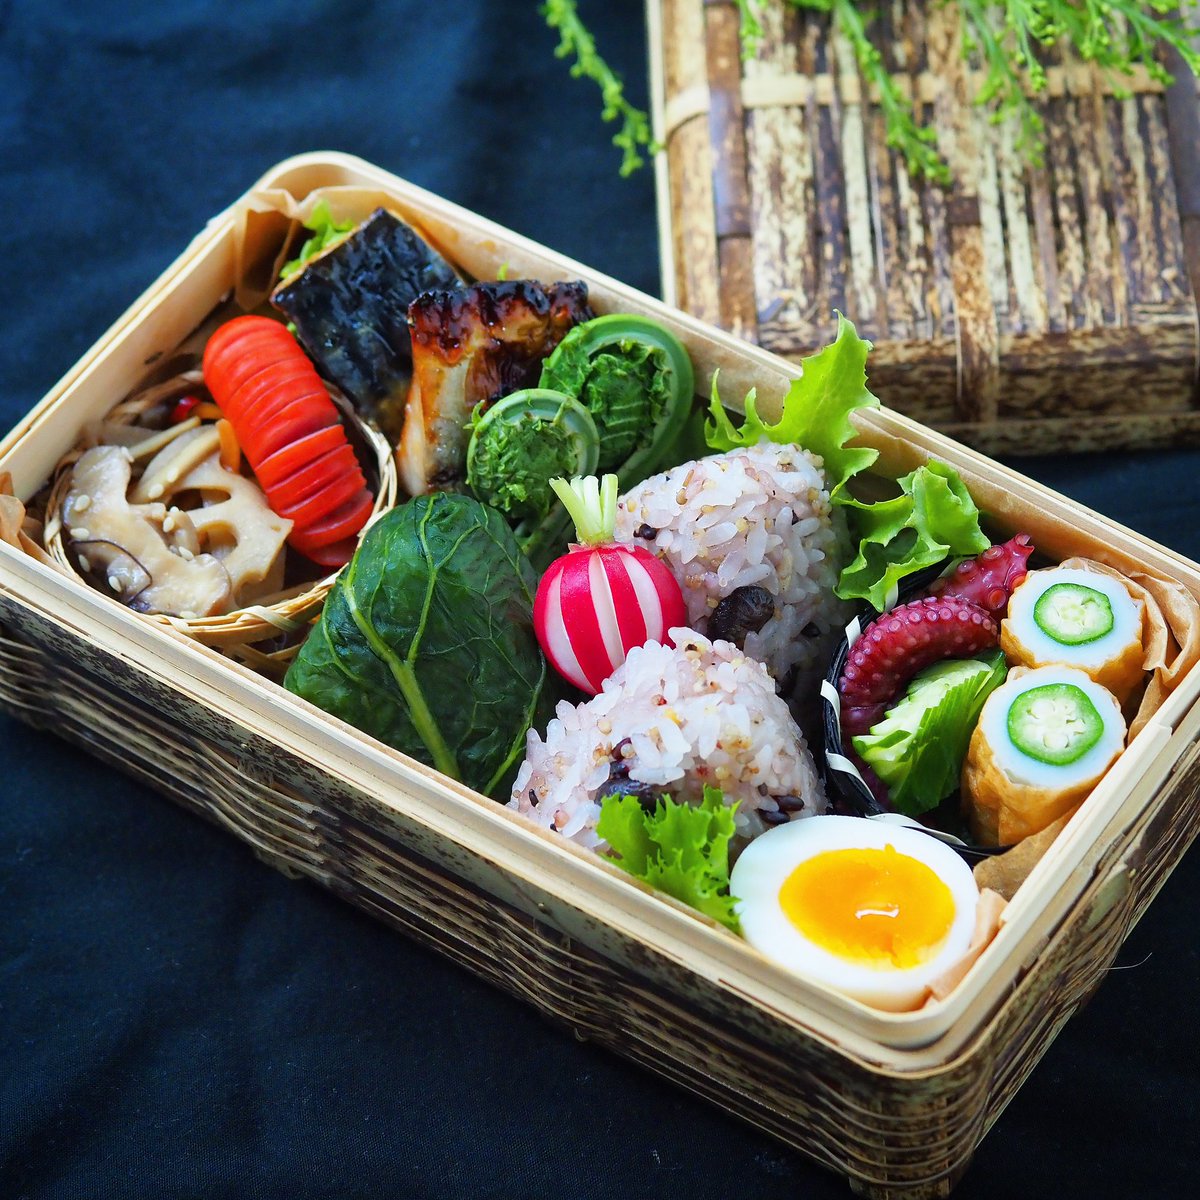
[851,650,1006,816]
[1032,582,1114,646]
[1006,683,1104,766]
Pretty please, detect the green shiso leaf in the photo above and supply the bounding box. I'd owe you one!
[597,786,741,932]
[283,495,554,800]
[852,649,1007,817]
[704,311,879,501]
[836,460,991,610]
[279,199,355,281]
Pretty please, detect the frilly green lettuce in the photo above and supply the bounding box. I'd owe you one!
[705,314,989,611]
[836,461,991,611]
[705,311,879,500]
[597,786,740,932]
[279,200,355,281]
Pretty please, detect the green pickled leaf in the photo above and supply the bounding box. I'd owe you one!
[284,495,553,799]
[704,312,879,500]
[836,460,991,611]
[597,785,740,931]
[853,650,1007,816]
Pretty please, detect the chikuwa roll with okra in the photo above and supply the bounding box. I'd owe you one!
[962,665,1127,846]
[1000,566,1145,703]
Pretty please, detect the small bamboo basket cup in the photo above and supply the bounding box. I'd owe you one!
[40,357,398,676]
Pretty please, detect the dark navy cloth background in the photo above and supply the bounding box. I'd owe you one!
[3,3,1200,1197]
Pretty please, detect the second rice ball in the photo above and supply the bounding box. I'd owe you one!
[614,442,850,690]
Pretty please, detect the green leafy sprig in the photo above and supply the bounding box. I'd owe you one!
[828,0,950,183]
[737,0,1200,184]
[541,0,659,177]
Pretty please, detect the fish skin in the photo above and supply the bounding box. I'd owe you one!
[397,279,591,496]
[271,208,461,428]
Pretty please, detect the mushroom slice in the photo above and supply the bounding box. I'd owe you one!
[175,454,292,605]
[70,539,153,603]
[63,445,232,617]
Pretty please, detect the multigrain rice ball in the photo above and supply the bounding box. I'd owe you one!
[613,442,850,690]
[508,630,826,850]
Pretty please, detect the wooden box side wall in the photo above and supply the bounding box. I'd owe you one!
[4,590,1199,1200]
[651,0,1200,454]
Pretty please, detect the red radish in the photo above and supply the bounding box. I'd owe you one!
[535,474,687,695]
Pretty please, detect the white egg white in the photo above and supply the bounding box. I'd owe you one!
[730,815,980,1011]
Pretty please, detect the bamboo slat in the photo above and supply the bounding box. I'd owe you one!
[653,0,1200,451]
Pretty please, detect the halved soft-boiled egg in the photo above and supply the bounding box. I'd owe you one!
[730,816,980,1011]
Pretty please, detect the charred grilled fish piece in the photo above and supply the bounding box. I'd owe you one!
[397,280,592,495]
[270,208,461,439]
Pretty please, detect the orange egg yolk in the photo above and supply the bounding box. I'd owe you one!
[778,844,956,970]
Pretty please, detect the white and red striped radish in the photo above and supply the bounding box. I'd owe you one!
[535,475,687,694]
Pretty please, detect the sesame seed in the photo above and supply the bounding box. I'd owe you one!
[73,495,91,512]
[77,555,91,573]
[70,527,90,541]
[107,575,123,592]
[162,517,176,533]
[177,546,195,561]
[147,483,164,500]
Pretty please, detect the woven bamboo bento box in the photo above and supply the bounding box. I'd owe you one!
[4,153,1200,1197]
[649,0,1200,454]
